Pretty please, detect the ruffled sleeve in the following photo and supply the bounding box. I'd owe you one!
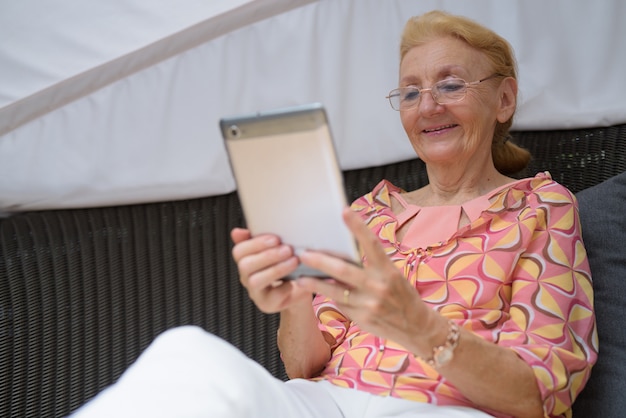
[498,179,598,416]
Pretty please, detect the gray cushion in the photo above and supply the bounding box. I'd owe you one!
[573,170,626,417]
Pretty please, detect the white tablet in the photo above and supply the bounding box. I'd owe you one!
[220,103,360,278]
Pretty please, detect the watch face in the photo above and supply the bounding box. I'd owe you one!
[435,347,454,367]
[425,320,460,368]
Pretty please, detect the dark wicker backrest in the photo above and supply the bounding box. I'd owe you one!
[512,124,626,193]
[1,124,624,417]
[0,195,281,417]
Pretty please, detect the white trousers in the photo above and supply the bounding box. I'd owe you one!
[70,326,492,418]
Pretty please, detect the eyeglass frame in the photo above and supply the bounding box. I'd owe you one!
[386,73,504,111]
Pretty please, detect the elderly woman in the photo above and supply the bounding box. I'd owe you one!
[72,10,596,418]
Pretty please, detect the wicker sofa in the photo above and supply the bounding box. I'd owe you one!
[1,124,625,418]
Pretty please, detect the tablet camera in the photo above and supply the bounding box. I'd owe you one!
[229,125,241,138]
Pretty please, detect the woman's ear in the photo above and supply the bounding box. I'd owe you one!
[496,77,517,123]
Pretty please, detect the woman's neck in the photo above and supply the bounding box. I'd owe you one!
[408,162,512,207]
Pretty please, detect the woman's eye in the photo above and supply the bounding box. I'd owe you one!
[403,90,420,101]
[439,81,465,93]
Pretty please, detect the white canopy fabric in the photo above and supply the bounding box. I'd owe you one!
[1,0,625,213]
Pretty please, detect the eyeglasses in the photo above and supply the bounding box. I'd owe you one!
[386,73,502,111]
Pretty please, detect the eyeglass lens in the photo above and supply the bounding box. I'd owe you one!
[390,79,468,110]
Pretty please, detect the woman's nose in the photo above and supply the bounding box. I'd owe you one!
[417,89,442,114]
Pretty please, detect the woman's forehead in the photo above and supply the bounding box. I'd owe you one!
[400,38,489,81]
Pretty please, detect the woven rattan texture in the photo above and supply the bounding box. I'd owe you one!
[513,124,626,193]
[0,195,282,417]
[0,124,624,417]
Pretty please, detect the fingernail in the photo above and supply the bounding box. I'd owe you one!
[279,245,292,256]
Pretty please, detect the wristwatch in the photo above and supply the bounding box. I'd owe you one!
[423,320,460,368]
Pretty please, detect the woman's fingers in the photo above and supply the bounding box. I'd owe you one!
[297,276,355,306]
[230,227,251,245]
[229,208,394,315]
[230,229,310,312]
[299,248,358,282]
[244,251,299,288]
[231,232,296,280]
[231,232,278,263]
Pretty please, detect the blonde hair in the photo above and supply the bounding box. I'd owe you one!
[400,11,530,175]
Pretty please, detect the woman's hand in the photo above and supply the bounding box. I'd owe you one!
[231,228,313,313]
[231,228,332,378]
[296,208,441,356]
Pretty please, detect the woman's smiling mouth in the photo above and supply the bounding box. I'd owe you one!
[423,124,458,133]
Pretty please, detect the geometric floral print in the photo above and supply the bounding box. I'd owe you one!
[310,173,597,418]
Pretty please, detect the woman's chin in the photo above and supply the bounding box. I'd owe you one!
[416,146,466,166]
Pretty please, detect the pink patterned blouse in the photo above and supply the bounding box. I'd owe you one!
[311,173,598,418]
